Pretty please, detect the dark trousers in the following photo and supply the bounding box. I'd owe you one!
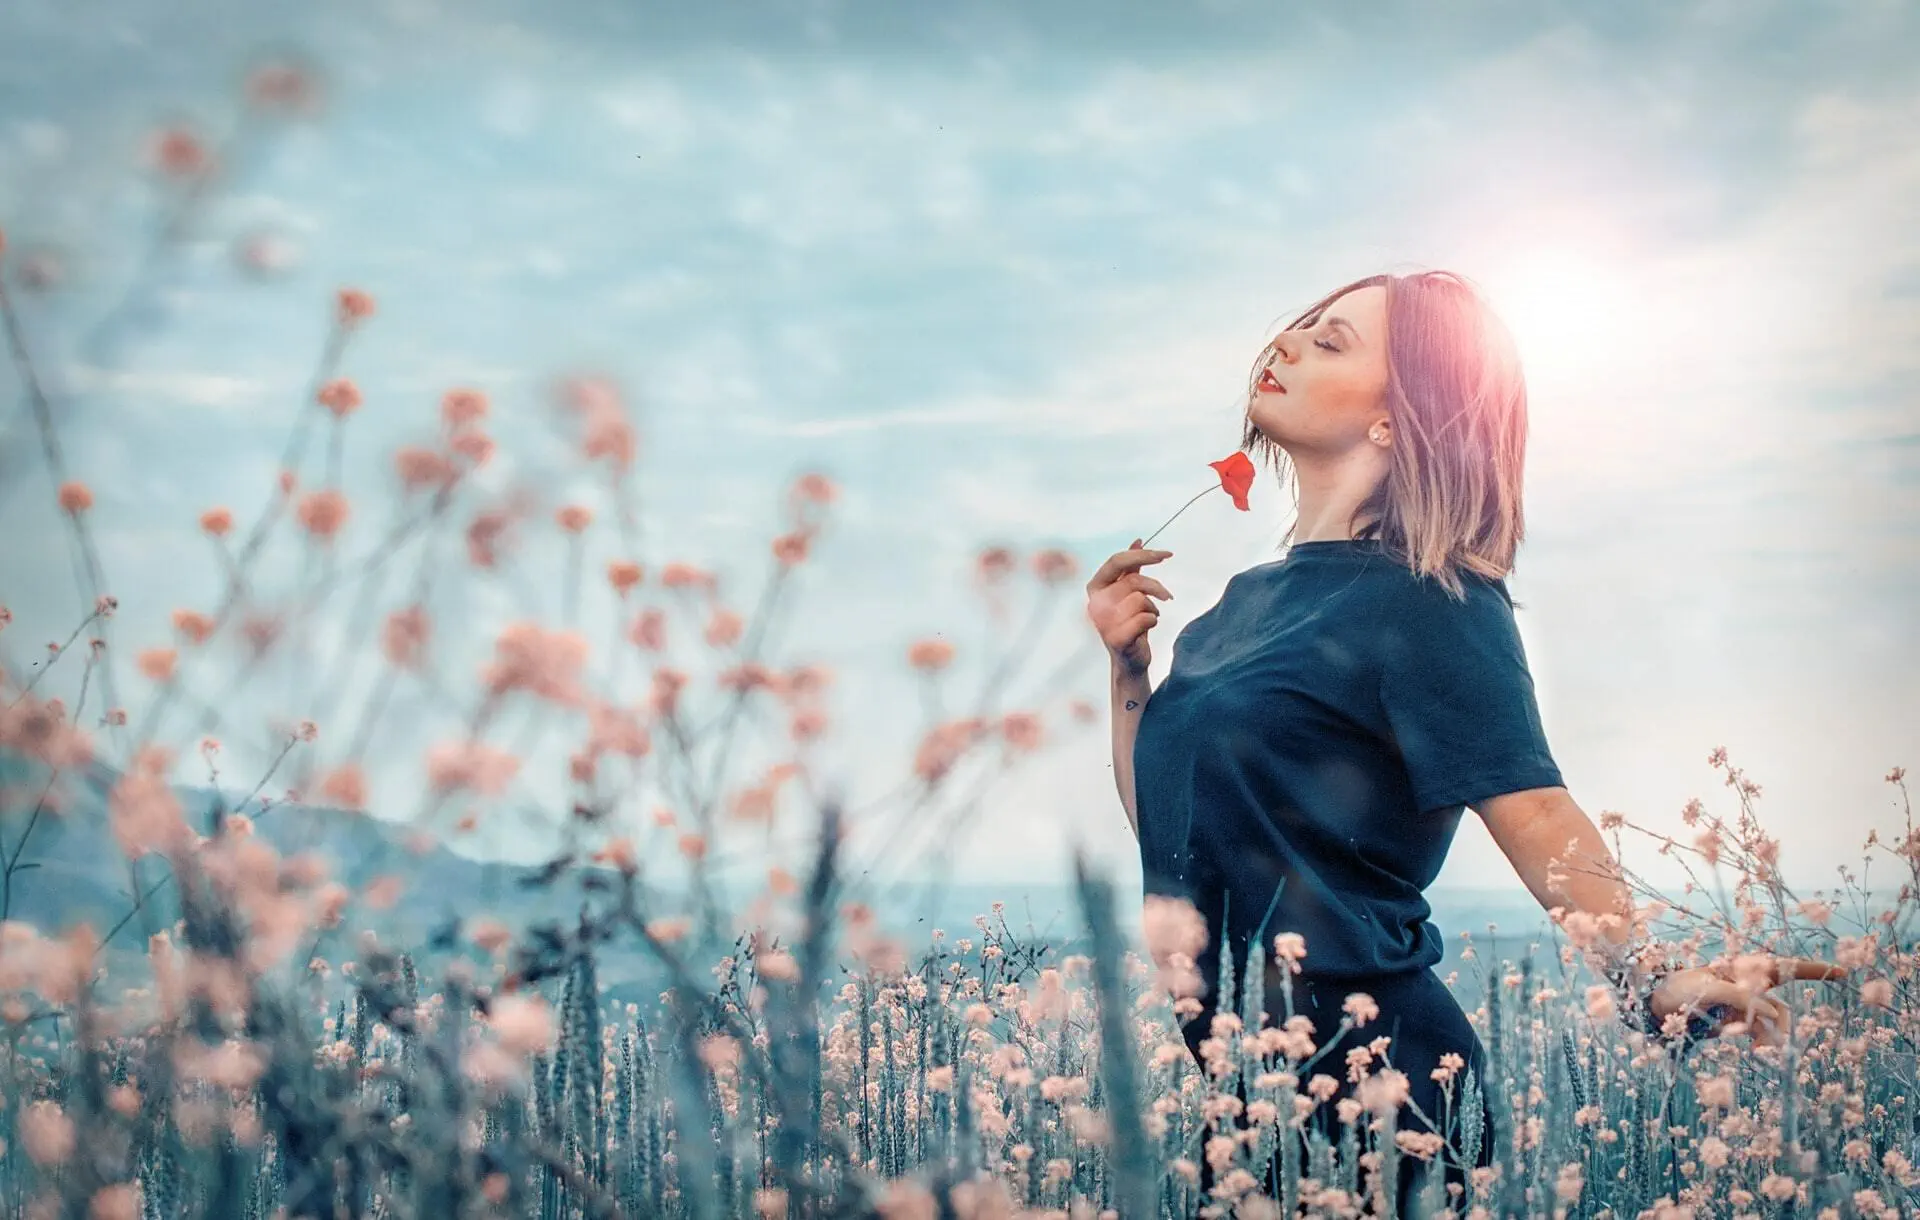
[1178,965,1495,1216]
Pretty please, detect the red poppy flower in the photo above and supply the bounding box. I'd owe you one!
[1208,451,1255,511]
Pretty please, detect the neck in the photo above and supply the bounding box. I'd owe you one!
[1287,448,1387,543]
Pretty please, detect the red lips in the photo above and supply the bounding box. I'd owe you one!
[1257,369,1286,394]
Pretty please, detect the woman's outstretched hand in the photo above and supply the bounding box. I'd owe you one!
[1650,957,1854,1048]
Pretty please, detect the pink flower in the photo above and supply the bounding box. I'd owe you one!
[771,530,810,566]
[336,288,376,327]
[975,546,1016,584]
[1029,548,1077,585]
[296,489,350,540]
[791,472,837,505]
[913,717,988,783]
[383,606,430,669]
[698,1033,742,1073]
[425,742,521,796]
[316,377,362,417]
[659,563,714,591]
[1357,1067,1410,1115]
[150,128,210,177]
[559,376,638,470]
[704,607,743,648]
[318,765,367,811]
[245,60,321,113]
[646,915,692,943]
[89,1185,140,1220]
[626,607,667,651]
[394,446,456,493]
[451,429,495,467]
[606,560,643,595]
[20,1100,75,1165]
[1141,894,1208,968]
[1342,991,1379,1027]
[468,918,512,954]
[586,700,651,759]
[489,994,557,1055]
[172,609,216,644]
[58,481,93,514]
[907,638,955,671]
[555,504,592,533]
[138,647,178,681]
[199,506,233,537]
[441,387,488,428]
[483,622,587,704]
[999,711,1044,753]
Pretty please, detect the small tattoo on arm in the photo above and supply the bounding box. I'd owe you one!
[1125,700,1139,711]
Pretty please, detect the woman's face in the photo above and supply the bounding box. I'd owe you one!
[1246,283,1392,457]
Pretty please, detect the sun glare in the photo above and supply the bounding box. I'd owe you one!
[1478,247,1640,386]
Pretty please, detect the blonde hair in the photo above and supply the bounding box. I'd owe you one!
[1239,269,1533,603]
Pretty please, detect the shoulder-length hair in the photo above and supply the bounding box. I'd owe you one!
[1239,269,1534,603]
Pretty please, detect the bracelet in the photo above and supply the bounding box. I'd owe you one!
[1600,958,1729,1052]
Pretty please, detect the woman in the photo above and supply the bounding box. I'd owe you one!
[1084,270,1851,1214]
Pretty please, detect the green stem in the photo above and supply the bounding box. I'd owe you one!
[1141,484,1218,548]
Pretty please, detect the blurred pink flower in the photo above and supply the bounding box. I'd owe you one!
[556,504,592,533]
[1029,548,1077,585]
[489,994,557,1055]
[199,506,233,537]
[20,1100,75,1166]
[626,607,667,651]
[646,915,692,943]
[57,480,93,514]
[999,711,1044,753]
[425,742,521,797]
[317,765,367,811]
[336,288,376,327]
[771,530,810,566]
[383,606,430,669]
[150,128,209,177]
[246,60,322,114]
[394,446,456,493]
[316,377,362,417]
[1141,894,1208,970]
[137,647,177,682]
[441,387,489,428]
[110,747,186,857]
[704,607,743,648]
[659,563,715,591]
[907,638,955,671]
[296,489,350,540]
[171,609,216,645]
[606,560,643,595]
[484,622,588,704]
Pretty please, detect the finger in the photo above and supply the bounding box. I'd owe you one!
[1121,611,1157,639]
[1776,958,1849,983]
[1088,548,1174,591]
[1126,573,1175,601]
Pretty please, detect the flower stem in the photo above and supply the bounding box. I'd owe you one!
[1141,485,1217,548]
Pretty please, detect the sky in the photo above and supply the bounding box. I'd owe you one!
[0,0,1915,924]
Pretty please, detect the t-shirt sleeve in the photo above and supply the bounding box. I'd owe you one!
[1377,576,1564,814]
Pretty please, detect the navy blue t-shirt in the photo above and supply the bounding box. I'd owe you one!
[1133,537,1564,991]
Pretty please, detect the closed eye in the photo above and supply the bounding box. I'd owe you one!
[1315,338,1339,353]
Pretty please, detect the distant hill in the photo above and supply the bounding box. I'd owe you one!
[4,752,1885,1010]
